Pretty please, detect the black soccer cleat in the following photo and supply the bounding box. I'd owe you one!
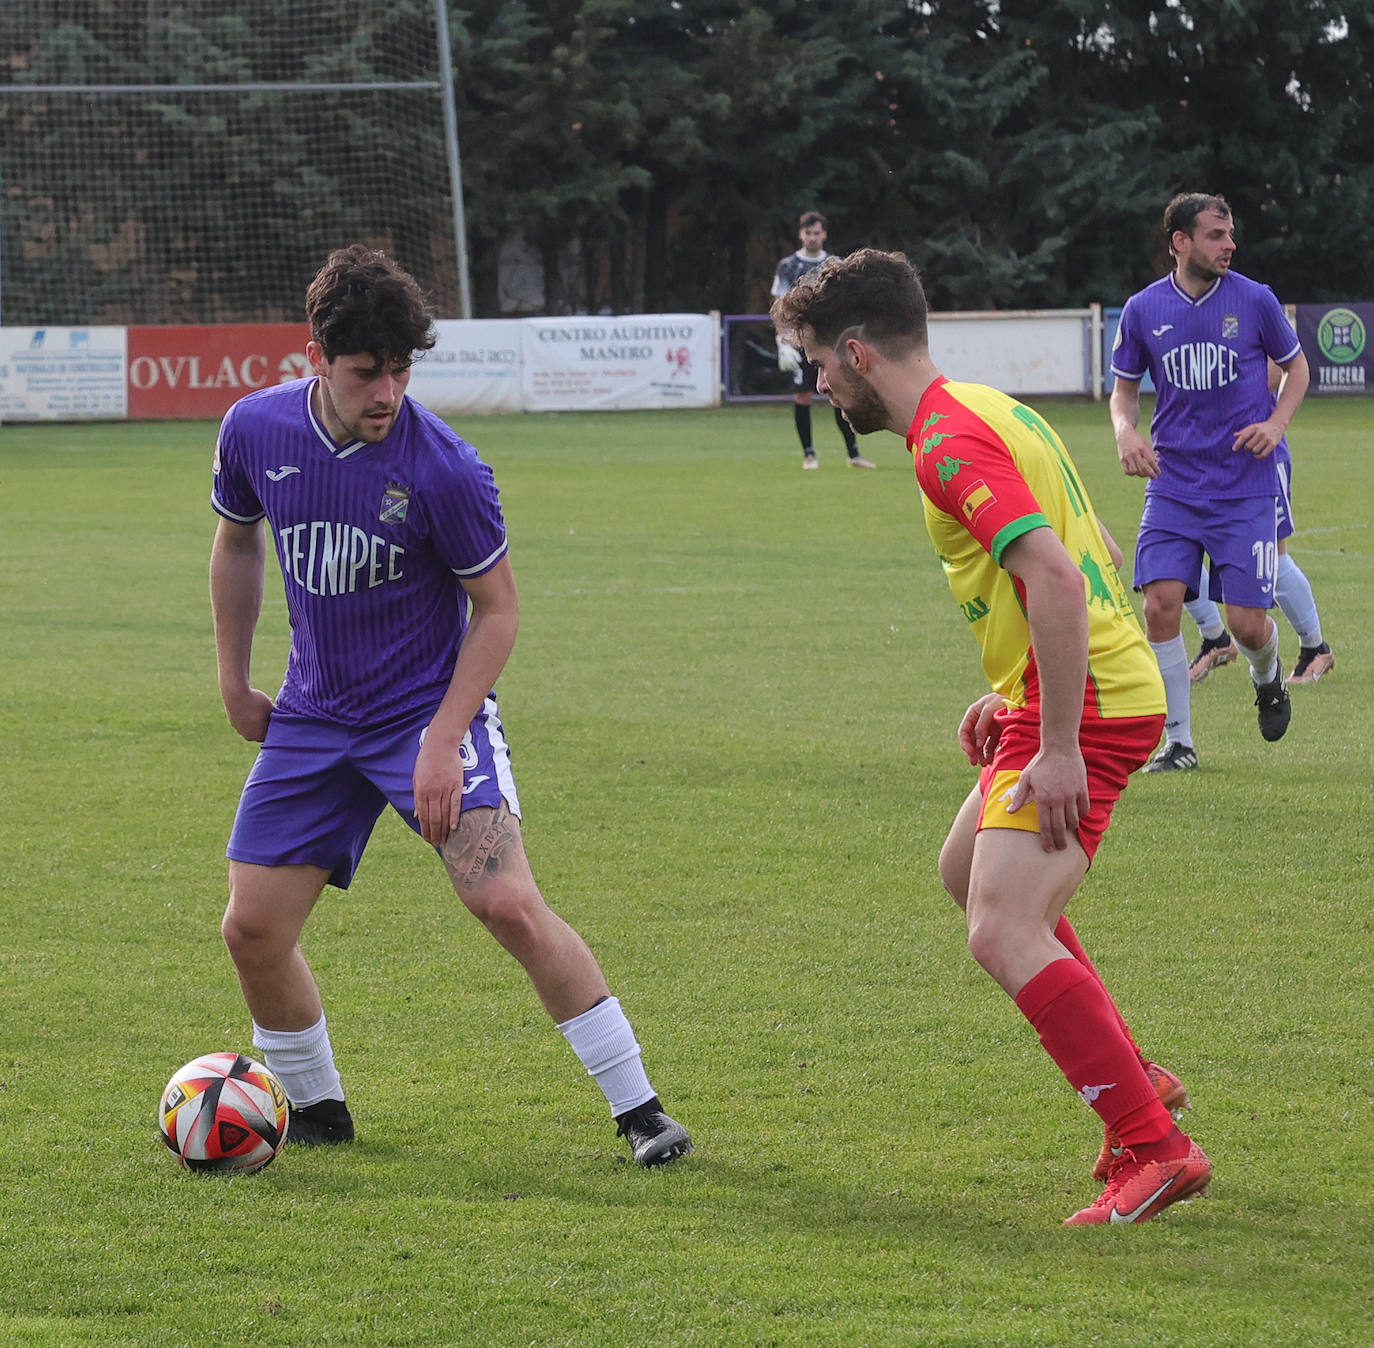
[1142,741,1199,773]
[1254,672,1292,742]
[1188,632,1238,683]
[614,1096,693,1167]
[287,1097,355,1145]
[1289,642,1334,685]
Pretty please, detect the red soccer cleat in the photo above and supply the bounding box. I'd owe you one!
[1092,1062,1189,1181]
[1066,1139,1211,1226]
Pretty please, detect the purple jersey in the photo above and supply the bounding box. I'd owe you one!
[211,378,508,726]
[1111,269,1301,500]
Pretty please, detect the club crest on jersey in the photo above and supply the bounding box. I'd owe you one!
[379,483,410,525]
[1222,314,1239,338]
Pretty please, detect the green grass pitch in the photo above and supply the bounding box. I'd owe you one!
[1,396,1371,1346]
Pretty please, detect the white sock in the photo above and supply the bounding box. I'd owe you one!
[557,996,654,1117]
[1236,619,1280,686]
[1276,553,1322,647]
[1150,635,1193,748]
[1185,596,1225,641]
[252,1014,344,1108]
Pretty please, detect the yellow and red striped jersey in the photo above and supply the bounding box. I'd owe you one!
[906,377,1164,719]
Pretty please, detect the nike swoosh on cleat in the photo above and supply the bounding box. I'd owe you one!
[1109,1174,1179,1224]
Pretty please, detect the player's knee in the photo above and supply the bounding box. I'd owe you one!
[965,911,1018,983]
[965,921,998,976]
[467,881,547,954]
[221,882,305,965]
[1142,591,1180,633]
[1230,611,1272,648]
[221,905,282,966]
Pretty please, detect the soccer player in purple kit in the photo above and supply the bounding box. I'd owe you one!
[1110,192,1310,772]
[209,244,691,1165]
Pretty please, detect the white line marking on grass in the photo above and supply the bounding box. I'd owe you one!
[1292,521,1371,536]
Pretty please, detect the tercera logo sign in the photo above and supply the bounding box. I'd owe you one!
[127,324,310,419]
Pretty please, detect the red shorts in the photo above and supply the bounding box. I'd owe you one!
[976,706,1164,862]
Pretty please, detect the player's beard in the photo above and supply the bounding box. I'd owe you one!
[320,380,396,443]
[1184,254,1230,285]
[829,368,889,435]
[351,406,397,442]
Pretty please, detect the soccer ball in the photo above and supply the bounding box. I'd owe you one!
[158,1051,289,1175]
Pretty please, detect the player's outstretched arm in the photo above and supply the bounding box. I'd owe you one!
[1109,377,1158,479]
[414,555,522,847]
[209,517,275,742]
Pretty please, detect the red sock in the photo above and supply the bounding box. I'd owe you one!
[1014,958,1173,1142]
[1054,915,1143,1061]
[1114,1114,1191,1161]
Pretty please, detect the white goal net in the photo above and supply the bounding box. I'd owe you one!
[0,1,464,325]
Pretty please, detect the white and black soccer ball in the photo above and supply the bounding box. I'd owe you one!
[158,1051,289,1175]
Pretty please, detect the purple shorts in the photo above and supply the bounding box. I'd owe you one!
[226,697,520,888]
[1135,491,1278,609]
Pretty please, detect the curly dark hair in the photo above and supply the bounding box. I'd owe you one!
[769,248,928,354]
[305,244,437,365]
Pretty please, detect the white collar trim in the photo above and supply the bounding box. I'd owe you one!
[305,377,366,458]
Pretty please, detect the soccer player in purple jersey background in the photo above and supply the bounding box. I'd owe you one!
[1109,193,1310,772]
[208,245,690,1165]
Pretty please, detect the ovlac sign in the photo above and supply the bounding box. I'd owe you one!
[126,324,309,419]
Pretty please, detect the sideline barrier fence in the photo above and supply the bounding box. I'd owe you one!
[2,302,1366,421]
[724,309,1102,402]
[0,314,720,421]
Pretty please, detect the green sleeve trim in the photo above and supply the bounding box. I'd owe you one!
[990,514,1049,564]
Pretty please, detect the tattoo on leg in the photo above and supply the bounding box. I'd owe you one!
[441,804,523,890]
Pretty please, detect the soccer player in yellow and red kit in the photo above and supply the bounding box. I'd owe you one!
[772,249,1211,1226]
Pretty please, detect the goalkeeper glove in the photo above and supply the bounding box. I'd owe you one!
[776,339,802,373]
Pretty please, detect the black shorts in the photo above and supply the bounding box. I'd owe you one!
[793,360,821,394]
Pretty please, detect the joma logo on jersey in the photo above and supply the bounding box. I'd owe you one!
[380,483,410,525]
